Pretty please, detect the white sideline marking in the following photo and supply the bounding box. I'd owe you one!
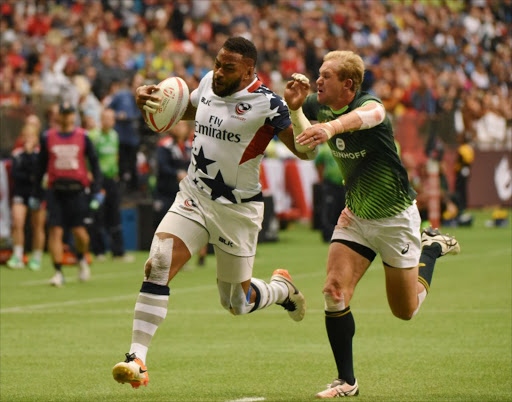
[0,284,215,313]
[2,306,509,315]
[20,270,324,286]
[2,271,325,313]
[21,271,144,286]
[18,246,507,287]
[225,397,266,402]
[3,248,509,314]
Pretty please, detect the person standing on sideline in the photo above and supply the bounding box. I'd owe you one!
[31,102,103,286]
[7,124,46,270]
[112,37,315,388]
[152,120,192,229]
[108,78,141,194]
[284,51,460,398]
[88,108,133,262]
[315,143,346,243]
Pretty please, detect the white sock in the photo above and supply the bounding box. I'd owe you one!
[14,245,23,259]
[32,250,43,262]
[250,277,288,310]
[130,292,169,364]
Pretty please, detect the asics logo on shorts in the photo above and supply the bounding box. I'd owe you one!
[401,243,410,254]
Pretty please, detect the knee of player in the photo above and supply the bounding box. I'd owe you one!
[229,302,249,316]
[228,289,252,316]
[145,236,174,285]
[392,308,414,321]
[219,297,231,312]
[144,257,152,271]
[323,290,347,312]
[323,281,351,303]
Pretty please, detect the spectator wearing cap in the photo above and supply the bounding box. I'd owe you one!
[31,102,103,287]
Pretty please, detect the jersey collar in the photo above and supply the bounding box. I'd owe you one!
[232,76,262,97]
[329,104,349,115]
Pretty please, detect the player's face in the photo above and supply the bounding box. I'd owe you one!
[212,48,249,97]
[59,112,75,131]
[316,60,349,107]
[22,127,38,151]
[101,110,115,130]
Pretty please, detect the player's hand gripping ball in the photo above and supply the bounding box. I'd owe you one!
[144,77,189,133]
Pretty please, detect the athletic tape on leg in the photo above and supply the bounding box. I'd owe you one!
[324,292,346,312]
[145,236,173,286]
[230,283,254,315]
[217,280,232,311]
[217,281,254,315]
[412,288,427,317]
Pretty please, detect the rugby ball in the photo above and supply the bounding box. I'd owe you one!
[145,77,189,133]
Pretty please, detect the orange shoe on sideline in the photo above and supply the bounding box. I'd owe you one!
[271,269,306,322]
[112,353,149,388]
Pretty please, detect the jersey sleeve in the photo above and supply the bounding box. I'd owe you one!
[190,70,213,108]
[302,94,320,121]
[265,95,291,135]
[353,93,383,109]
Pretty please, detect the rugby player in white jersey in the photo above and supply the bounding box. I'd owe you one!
[112,37,315,388]
[284,51,461,398]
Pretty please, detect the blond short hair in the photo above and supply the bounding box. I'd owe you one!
[323,50,365,92]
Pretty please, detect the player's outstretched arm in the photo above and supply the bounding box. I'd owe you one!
[296,101,386,149]
[284,73,315,154]
[180,101,197,121]
[277,127,317,161]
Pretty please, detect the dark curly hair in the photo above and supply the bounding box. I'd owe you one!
[222,37,257,66]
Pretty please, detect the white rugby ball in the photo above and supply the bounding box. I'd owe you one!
[145,77,189,133]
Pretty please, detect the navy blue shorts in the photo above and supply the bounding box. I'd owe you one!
[47,189,89,228]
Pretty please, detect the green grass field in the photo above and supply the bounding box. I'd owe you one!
[1,210,511,402]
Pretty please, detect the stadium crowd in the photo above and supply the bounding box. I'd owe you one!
[1,0,511,143]
[0,0,510,258]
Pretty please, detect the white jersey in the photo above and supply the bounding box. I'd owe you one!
[187,71,291,204]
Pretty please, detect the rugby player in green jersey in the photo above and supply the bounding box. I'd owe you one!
[284,50,461,398]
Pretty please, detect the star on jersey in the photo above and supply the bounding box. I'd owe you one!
[200,170,236,203]
[254,84,290,126]
[193,146,215,174]
[267,105,280,121]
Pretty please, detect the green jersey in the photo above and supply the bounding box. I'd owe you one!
[88,128,119,179]
[303,92,416,219]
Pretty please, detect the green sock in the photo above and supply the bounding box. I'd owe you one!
[418,244,442,292]
[325,306,356,385]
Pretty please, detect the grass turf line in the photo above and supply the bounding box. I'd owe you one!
[0,209,511,401]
